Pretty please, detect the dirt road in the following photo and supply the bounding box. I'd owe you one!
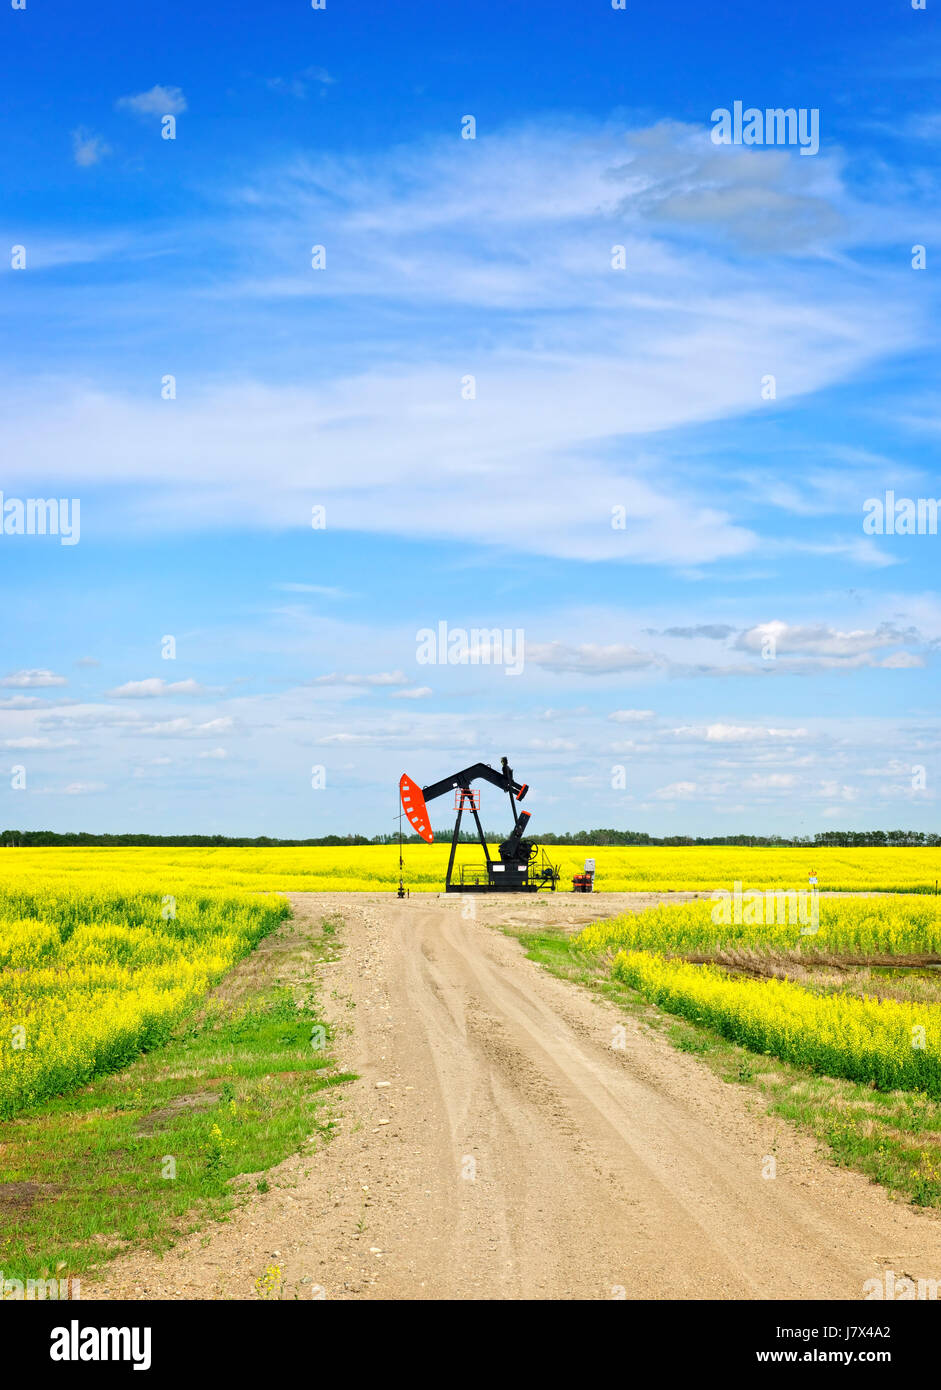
[91,893,941,1300]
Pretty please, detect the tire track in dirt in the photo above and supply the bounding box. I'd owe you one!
[89,892,941,1300]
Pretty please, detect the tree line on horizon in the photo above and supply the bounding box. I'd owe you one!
[2,828,938,848]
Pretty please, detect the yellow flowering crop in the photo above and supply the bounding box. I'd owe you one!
[0,881,287,1119]
[576,894,941,959]
[2,846,939,1116]
[611,950,941,1096]
[1,844,939,895]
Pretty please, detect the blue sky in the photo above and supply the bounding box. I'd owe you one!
[1,0,939,837]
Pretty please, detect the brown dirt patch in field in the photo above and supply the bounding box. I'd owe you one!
[0,1181,62,1210]
[134,1090,220,1136]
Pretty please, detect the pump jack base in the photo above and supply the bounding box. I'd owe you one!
[447,864,558,892]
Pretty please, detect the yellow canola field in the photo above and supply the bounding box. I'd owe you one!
[611,950,941,1096]
[576,894,941,959]
[2,844,940,895]
[0,882,287,1118]
[2,846,939,1117]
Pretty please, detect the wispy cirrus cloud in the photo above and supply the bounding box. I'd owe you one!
[1,120,928,568]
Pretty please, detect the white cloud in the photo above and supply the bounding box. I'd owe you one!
[139,716,235,738]
[875,780,934,802]
[860,760,911,777]
[4,736,78,749]
[1,120,921,565]
[608,709,655,722]
[116,84,187,118]
[818,780,860,802]
[71,128,110,167]
[881,651,925,669]
[313,671,408,687]
[1,669,67,688]
[274,583,350,597]
[672,723,809,742]
[109,678,207,698]
[527,643,660,675]
[653,781,698,800]
[391,687,433,699]
[654,625,735,641]
[737,620,915,659]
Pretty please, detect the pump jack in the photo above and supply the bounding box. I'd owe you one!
[399,756,560,892]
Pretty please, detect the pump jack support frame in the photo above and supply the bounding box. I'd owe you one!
[446,786,494,890]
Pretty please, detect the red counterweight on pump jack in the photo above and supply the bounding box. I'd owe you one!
[398,756,557,893]
[399,774,433,842]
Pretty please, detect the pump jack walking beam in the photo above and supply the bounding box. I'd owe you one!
[420,760,528,808]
